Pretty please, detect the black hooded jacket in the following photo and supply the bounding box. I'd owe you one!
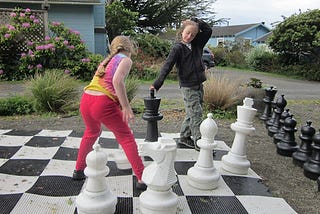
[153,18,212,90]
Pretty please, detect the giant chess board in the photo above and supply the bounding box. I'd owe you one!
[0,129,296,213]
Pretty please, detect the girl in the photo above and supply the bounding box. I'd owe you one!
[73,35,146,190]
[151,18,212,151]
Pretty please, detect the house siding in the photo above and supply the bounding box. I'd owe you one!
[48,5,95,53]
[207,24,271,47]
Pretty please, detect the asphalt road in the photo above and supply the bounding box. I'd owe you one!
[1,68,319,100]
[137,68,320,101]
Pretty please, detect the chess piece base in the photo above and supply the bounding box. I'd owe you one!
[187,165,220,190]
[222,152,250,175]
[76,189,117,214]
[139,188,178,214]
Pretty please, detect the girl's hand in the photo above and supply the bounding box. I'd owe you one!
[122,107,135,124]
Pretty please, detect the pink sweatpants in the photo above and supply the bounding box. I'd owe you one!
[75,93,145,180]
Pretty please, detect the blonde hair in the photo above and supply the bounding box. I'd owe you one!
[176,20,199,41]
[96,35,136,77]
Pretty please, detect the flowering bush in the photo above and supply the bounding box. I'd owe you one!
[0,7,102,81]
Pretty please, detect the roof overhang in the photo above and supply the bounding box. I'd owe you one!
[0,0,102,5]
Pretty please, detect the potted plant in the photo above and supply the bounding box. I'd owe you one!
[243,78,266,113]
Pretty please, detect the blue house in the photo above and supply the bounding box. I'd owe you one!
[0,0,108,56]
[207,23,271,47]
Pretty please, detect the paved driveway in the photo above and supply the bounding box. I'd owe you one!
[137,68,320,101]
[1,68,319,100]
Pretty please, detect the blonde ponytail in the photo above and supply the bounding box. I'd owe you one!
[95,35,136,77]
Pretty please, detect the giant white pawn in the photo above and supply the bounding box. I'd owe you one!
[76,143,117,214]
[187,113,220,190]
[222,97,257,175]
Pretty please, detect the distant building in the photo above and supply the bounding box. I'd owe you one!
[208,23,271,47]
[0,0,108,56]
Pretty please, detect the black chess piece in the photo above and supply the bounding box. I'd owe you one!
[292,121,316,167]
[318,176,320,192]
[265,94,284,130]
[142,88,163,142]
[276,115,298,157]
[260,86,277,121]
[273,109,292,144]
[268,94,287,137]
[303,130,320,180]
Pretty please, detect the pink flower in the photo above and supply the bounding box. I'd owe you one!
[21,53,27,57]
[33,19,40,24]
[25,8,31,13]
[10,13,16,17]
[22,23,30,28]
[63,40,69,45]
[45,36,50,41]
[0,70,3,75]
[30,15,35,20]
[4,34,11,38]
[36,45,45,50]
[68,45,75,49]
[27,41,33,46]
[28,65,33,69]
[36,64,43,69]
[54,37,60,41]
[52,21,61,26]
[28,50,34,55]
[46,43,55,49]
[64,69,70,74]
[81,58,91,62]
[20,13,25,17]
[8,25,15,31]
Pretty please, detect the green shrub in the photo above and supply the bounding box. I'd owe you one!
[225,50,247,68]
[28,69,80,113]
[210,47,228,66]
[245,45,278,71]
[0,8,98,81]
[0,96,34,116]
[133,33,171,58]
[125,76,139,103]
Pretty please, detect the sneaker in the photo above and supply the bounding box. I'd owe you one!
[136,181,147,190]
[72,170,86,180]
[179,136,195,148]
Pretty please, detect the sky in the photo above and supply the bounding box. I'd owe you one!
[213,0,319,28]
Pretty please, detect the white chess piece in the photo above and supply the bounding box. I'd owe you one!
[187,113,220,190]
[221,97,257,174]
[76,142,117,214]
[114,144,131,169]
[138,137,178,214]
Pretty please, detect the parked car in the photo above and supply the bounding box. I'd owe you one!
[202,47,215,68]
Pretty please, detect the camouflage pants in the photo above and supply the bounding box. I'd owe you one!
[180,84,204,142]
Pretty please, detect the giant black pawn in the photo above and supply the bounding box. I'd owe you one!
[276,115,298,157]
[303,130,320,180]
[292,121,316,167]
[268,94,287,137]
[260,86,277,121]
[273,109,292,144]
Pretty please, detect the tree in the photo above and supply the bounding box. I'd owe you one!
[182,0,219,26]
[120,0,188,33]
[268,9,320,65]
[105,1,138,40]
